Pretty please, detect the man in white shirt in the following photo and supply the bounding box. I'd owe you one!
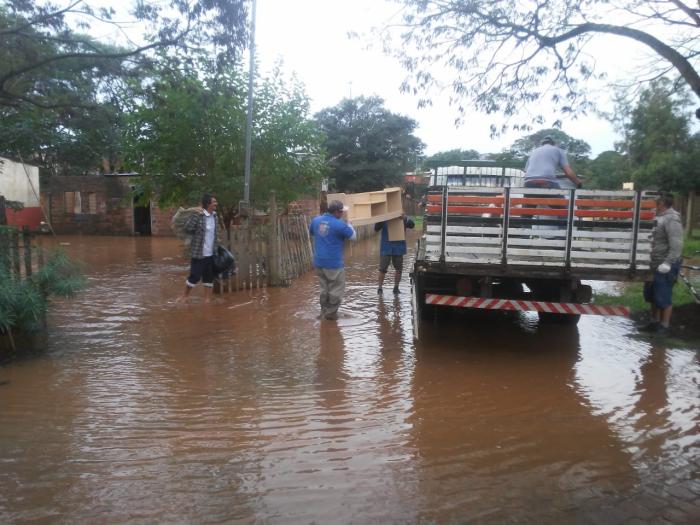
[178,194,218,304]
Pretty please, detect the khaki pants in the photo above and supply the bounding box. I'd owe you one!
[316,268,346,319]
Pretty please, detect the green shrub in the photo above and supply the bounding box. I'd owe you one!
[0,249,85,346]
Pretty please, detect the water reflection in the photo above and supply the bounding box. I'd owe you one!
[0,234,697,523]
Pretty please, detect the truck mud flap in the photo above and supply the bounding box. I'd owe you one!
[424,294,629,317]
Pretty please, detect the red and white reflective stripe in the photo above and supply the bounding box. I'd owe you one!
[425,294,629,317]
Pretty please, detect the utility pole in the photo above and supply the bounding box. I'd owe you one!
[242,0,257,213]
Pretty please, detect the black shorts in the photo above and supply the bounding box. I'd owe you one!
[187,256,214,287]
[379,255,404,273]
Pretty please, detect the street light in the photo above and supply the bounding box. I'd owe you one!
[241,0,257,216]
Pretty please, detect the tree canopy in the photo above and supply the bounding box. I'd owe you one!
[124,62,326,227]
[505,129,591,162]
[586,150,631,190]
[388,0,700,131]
[0,0,250,175]
[423,148,480,168]
[621,80,700,194]
[0,0,249,110]
[315,96,424,193]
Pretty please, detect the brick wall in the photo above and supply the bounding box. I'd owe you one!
[150,203,178,236]
[42,175,134,235]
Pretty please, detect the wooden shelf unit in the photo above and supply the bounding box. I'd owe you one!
[327,187,406,240]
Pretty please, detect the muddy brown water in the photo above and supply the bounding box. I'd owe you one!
[1,233,698,523]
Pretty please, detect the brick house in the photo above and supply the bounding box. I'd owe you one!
[42,174,176,236]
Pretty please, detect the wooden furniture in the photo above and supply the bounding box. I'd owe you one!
[327,187,405,240]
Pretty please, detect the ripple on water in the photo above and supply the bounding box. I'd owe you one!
[0,234,698,523]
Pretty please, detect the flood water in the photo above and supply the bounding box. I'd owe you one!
[1,233,699,523]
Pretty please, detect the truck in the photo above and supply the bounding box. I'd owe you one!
[410,161,657,339]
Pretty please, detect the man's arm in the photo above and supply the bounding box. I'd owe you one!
[664,218,684,265]
[184,211,201,233]
[344,222,357,241]
[563,165,582,187]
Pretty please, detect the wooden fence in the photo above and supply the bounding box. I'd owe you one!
[0,225,40,280]
[214,202,377,294]
[215,211,315,293]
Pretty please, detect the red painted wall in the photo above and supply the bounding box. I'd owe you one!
[5,207,42,230]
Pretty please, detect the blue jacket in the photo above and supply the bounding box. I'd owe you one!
[309,213,356,269]
[375,217,415,256]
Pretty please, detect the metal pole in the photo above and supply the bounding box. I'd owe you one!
[243,0,257,204]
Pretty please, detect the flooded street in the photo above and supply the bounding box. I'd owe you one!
[1,233,699,523]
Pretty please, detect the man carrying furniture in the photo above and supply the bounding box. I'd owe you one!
[309,200,357,320]
[375,215,415,295]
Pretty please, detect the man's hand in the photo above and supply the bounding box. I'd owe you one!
[657,262,671,274]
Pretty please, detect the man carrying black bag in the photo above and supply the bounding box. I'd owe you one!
[177,194,220,304]
[213,244,236,280]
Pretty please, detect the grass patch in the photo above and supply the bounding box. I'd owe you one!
[595,280,697,314]
[684,231,700,258]
[410,215,424,229]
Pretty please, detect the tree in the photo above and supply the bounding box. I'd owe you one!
[506,129,591,162]
[489,128,590,176]
[423,148,480,168]
[622,80,700,194]
[124,62,326,228]
[387,0,700,131]
[586,150,632,190]
[314,96,425,193]
[0,0,249,110]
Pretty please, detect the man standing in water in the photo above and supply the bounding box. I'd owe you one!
[309,200,357,320]
[375,215,415,294]
[178,194,218,304]
[643,193,684,335]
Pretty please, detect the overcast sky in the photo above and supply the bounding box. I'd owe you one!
[254,0,642,157]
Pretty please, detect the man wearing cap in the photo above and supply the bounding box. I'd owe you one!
[524,135,582,189]
[309,200,357,320]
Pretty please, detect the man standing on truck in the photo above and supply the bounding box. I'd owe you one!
[524,136,583,188]
[643,193,684,335]
[375,215,415,295]
[310,200,357,321]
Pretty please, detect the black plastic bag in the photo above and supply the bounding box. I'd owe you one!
[213,244,236,278]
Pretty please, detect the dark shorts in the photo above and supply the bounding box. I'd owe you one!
[643,263,680,309]
[379,255,404,273]
[187,256,215,288]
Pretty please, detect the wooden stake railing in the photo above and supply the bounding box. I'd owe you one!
[216,193,315,293]
[0,225,37,280]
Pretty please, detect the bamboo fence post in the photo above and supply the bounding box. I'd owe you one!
[22,226,32,277]
[268,192,280,286]
[12,229,20,278]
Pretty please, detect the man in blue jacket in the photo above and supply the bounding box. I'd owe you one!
[375,215,415,294]
[309,200,357,320]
